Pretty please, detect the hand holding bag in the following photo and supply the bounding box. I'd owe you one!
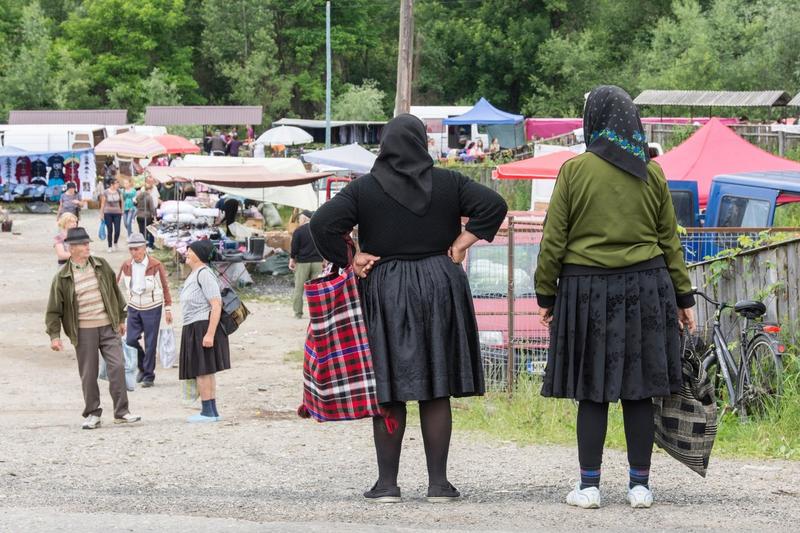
[653,334,718,477]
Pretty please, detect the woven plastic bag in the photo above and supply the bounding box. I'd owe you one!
[158,327,177,369]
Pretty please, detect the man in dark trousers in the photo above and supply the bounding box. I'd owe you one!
[289,210,324,319]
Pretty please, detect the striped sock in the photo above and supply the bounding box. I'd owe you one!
[629,466,650,488]
[580,467,601,489]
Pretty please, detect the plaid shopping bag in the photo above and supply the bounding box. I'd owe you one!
[297,265,384,422]
[653,335,718,477]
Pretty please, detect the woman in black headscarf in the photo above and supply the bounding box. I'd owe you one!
[534,86,696,509]
[310,114,507,503]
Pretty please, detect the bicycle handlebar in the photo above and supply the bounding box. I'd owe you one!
[692,287,724,308]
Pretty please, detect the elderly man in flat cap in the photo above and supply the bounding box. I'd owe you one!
[117,233,173,388]
[46,227,141,429]
[289,210,324,319]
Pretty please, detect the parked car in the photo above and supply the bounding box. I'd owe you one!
[463,212,548,387]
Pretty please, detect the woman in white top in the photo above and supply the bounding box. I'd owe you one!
[178,240,230,423]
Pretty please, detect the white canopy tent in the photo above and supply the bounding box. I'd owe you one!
[301,143,376,175]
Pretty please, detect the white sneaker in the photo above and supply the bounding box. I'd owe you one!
[107,247,113,253]
[627,485,653,508]
[566,483,601,509]
[82,415,101,430]
[114,244,119,252]
[114,413,142,424]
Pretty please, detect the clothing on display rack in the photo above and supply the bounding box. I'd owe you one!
[16,157,32,184]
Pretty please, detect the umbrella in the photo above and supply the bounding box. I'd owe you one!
[94,132,166,159]
[155,134,201,155]
[255,125,313,146]
[0,146,30,157]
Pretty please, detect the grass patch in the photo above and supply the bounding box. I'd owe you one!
[453,342,800,459]
[283,349,304,365]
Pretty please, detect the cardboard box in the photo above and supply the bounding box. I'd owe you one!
[265,230,292,252]
[244,218,264,230]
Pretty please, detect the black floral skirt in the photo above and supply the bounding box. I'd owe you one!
[541,257,682,403]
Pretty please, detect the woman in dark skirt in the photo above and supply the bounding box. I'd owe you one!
[179,239,230,423]
[310,114,507,503]
[534,86,697,510]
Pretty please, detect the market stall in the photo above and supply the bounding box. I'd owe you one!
[0,146,96,202]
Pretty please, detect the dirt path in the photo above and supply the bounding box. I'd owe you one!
[1,211,799,532]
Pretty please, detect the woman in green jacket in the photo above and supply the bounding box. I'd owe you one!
[534,86,696,510]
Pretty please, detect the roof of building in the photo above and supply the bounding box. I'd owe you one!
[144,106,263,126]
[8,109,128,125]
[789,93,800,107]
[273,118,387,128]
[634,90,791,107]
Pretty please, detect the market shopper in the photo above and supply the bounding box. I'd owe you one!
[534,85,697,510]
[45,227,141,429]
[289,210,323,319]
[121,179,138,236]
[310,114,507,503]
[179,240,230,423]
[57,182,85,220]
[100,179,124,252]
[117,233,173,388]
[54,212,78,266]
[135,181,158,249]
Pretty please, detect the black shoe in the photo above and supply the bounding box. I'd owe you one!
[363,483,401,503]
[141,380,154,388]
[136,371,144,383]
[426,482,460,503]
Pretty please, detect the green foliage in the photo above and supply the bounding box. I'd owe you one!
[332,80,388,121]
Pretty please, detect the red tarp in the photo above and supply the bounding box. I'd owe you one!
[495,151,577,180]
[655,118,800,207]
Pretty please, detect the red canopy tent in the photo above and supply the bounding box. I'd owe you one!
[655,118,800,207]
[494,150,577,180]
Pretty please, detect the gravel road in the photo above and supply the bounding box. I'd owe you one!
[1,212,799,532]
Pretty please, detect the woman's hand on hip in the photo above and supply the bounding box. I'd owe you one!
[448,244,467,264]
[678,307,696,334]
[353,252,380,278]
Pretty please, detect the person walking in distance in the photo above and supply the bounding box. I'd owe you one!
[310,114,507,503]
[135,181,158,249]
[289,210,324,319]
[117,233,173,388]
[45,227,142,429]
[534,86,696,510]
[179,240,231,423]
[99,178,124,252]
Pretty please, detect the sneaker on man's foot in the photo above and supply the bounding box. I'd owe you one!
[426,482,460,503]
[114,413,141,424]
[363,483,401,503]
[566,483,601,509]
[626,485,653,508]
[141,380,154,388]
[82,415,101,430]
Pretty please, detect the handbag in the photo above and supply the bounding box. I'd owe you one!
[197,267,250,335]
[297,262,387,425]
[653,335,718,477]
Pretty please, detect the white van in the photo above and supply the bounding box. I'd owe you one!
[0,124,108,152]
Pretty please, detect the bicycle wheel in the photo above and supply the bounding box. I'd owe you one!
[738,335,783,420]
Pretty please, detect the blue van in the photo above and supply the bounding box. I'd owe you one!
[704,171,800,227]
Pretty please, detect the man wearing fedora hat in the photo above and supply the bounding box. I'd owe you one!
[46,227,141,429]
[289,210,324,319]
[117,233,173,388]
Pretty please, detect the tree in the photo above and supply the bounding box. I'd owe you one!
[332,80,388,121]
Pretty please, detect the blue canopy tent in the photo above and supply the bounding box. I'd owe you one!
[442,97,525,149]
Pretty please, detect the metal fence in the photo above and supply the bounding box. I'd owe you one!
[467,216,548,393]
[680,227,800,264]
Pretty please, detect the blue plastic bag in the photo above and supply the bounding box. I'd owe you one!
[98,338,138,391]
[98,220,107,241]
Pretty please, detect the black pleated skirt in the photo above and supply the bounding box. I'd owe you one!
[542,257,682,403]
[179,320,231,380]
[359,255,484,404]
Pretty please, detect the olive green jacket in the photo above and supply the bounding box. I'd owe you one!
[45,256,127,347]
[534,153,694,309]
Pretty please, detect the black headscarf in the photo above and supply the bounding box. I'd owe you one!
[583,85,650,181]
[371,114,434,216]
[189,239,214,264]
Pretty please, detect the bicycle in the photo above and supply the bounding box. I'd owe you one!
[691,288,785,420]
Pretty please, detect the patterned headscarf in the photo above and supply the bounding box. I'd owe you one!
[583,85,649,181]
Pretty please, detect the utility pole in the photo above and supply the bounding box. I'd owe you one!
[394,0,414,116]
[325,0,332,148]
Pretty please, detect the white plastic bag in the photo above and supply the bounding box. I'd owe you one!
[158,327,177,369]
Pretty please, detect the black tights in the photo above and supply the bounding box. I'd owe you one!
[373,397,452,488]
[577,399,654,470]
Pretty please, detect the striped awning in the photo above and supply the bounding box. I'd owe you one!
[634,90,791,107]
[94,132,166,159]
